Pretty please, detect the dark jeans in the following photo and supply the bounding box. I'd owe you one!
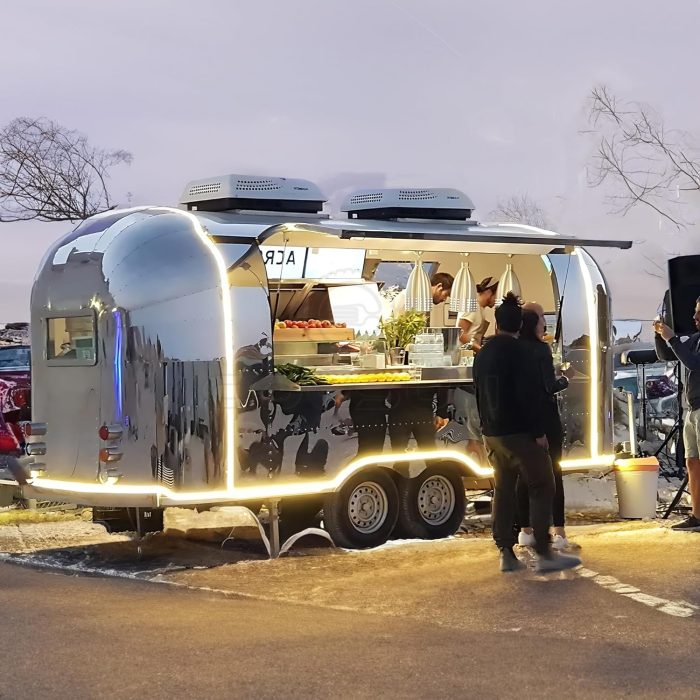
[388,389,437,451]
[347,391,389,457]
[484,433,555,555]
[388,409,436,450]
[516,431,565,527]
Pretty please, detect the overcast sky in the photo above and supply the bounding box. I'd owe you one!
[2,0,700,322]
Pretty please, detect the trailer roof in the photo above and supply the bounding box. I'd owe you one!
[195,210,633,253]
[50,207,632,267]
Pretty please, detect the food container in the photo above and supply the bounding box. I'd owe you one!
[360,353,386,369]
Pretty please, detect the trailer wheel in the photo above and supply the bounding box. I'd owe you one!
[397,466,465,540]
[324,469,398,549]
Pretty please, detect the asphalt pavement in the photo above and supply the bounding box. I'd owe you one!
[0,519,698,698]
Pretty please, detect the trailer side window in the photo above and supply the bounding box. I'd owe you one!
[47,315,96,365]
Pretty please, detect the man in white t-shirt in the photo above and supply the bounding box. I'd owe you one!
[455,276,499,462]
[390,272,454,325]
[458,276,499,349]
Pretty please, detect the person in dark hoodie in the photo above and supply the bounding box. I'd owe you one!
[655,300,700,531]
[473,292,581,573]
[516,303,572,550]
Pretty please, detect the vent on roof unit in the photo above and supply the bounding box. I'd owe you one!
[179,174,326,213]
[341,187,474,220]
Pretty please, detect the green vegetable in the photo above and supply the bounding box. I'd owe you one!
[379,310,427,349]
[275,363,330,386]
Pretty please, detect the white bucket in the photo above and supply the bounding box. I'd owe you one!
[614,458,659,519]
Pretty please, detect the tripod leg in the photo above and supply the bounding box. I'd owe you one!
[662,474,689,519]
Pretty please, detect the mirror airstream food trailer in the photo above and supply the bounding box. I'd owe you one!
[22,174,631,549]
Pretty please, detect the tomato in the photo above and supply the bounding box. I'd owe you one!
[321,320,332,328]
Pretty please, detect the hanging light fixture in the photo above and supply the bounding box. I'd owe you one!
[497,255,522,303]
[449,256,478,314]
[404,253,432,312]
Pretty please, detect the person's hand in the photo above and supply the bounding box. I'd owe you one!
[535,435,549,450]
[334,393,347,411]
[654,321,675,342]
[433,416,449,431]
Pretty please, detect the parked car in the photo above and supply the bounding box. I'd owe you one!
[0,410,25,503]
[0,344,31,411]
[0,344,31,451]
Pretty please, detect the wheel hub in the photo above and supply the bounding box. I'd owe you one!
[348,482,388,534]
[417,475,455,525]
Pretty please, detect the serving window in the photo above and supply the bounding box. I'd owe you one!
[47,314,97,365]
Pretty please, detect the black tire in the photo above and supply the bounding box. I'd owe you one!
[323,469,399,549]
[397,465,466,540]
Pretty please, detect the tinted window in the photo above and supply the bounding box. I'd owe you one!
[47,316,96,364]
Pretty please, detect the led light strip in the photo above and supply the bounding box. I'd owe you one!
[558,247,609,471]
[29,449,493,502]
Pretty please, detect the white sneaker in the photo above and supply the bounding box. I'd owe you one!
[518,531,536,547]
[551,535,570,550]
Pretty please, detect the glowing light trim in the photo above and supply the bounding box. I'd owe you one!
[28,445,612,501]
[29,449,493,501]
[575,248,602,460]
[560,455,615,470]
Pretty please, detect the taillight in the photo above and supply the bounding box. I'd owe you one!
[99,447,123,463]
[11,387,30,409]
[25,442,46,456]
[24,422,47,437]
[0,426,20,455]
[99,424,123,441]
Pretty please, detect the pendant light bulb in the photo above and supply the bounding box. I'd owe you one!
[405,253,432,312]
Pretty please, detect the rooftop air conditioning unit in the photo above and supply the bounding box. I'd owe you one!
[341,187,475,221]
[179,174,326,214]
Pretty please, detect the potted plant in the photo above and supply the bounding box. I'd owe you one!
[379,310,427,350]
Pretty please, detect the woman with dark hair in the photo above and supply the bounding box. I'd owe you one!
[517,303,571,550]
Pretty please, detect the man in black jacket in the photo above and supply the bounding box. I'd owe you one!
[655,300,700,531]
[473,293,582,573]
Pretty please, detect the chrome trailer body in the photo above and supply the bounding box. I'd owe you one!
[25,205,629,510]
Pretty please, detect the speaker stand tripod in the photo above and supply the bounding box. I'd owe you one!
[657,371,689,518]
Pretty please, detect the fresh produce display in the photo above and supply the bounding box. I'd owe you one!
[316,372,412,384]
[275,363,330,386]
[275,319,347,330]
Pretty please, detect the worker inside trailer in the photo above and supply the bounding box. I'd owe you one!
[390,271,454,326]
[458,276,499,349]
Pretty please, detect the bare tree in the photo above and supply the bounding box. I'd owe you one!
[490,194,551,228]
[585,85,700,228]
[0,117,132,222]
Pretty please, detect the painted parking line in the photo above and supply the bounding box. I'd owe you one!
[577,567,698,618]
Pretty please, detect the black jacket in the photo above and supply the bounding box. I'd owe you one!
[519,337,565,439]
[473,334,546,438]
[655,332,700,410]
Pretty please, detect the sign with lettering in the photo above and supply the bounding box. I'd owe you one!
[260,246,307,279]
[260,246,366,280]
